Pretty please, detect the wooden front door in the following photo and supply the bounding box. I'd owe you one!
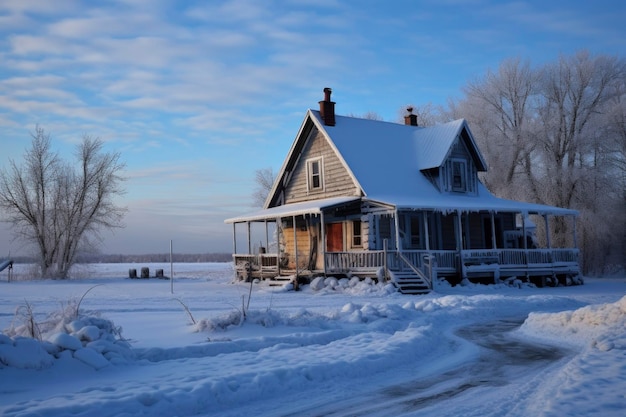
[326,223,343,252]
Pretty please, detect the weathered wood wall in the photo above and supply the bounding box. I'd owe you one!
[283,127,360,204]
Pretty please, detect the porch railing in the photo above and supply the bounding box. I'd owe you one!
[463,249,579,267]
[232,253,280,275]
[324,250,386,272]
[233,247,579,279]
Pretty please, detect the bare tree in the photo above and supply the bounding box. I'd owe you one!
[397,102,443,127]
[346,111,384,121]
[460,58,539,200]
[252,167,275,207]
[454,51,626,274]
[0,127,126,278]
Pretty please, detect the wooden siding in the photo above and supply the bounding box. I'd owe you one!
[283,127,360,204]
[282,224,316,270]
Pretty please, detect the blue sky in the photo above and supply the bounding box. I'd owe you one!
[1,0,625,256]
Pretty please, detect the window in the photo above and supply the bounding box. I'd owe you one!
[352,220,362,247]
[307,158,323,191]
[450,159,466,192]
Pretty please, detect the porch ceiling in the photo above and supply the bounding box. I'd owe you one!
[224,196,361,224]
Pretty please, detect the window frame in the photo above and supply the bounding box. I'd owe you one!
[449,158,467,193]
[350,220,362,248]
[306,157,324,192]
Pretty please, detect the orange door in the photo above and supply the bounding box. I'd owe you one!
[326,223,343,252]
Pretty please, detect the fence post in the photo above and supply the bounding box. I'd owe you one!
[383,239,388,281]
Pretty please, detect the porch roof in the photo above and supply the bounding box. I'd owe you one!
[368,182,578,216]
[224,196,360,224]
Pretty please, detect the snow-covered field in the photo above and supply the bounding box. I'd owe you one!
[0,262,624,417]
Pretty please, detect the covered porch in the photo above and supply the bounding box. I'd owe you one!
[225,197,581,291]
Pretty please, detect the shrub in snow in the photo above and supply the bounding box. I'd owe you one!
[348,277,361,287]
[376,267,385,282]
[48,332,83,351]
[2,299,133,370]
[309,276,326,291]
[0,336,54,369]
[338,278,350,288]
[75,325,101,342]
[74,347,110,370]
[196,310,244,332]
[324,277,339,289]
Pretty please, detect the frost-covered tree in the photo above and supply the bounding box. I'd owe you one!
[0,127,126,278]
[461,58,538,201]
[454,51,626,274]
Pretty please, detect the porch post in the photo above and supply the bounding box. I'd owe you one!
[394,209,401,251]
[232,223,237,254]
[276,217,281,275]
[490,212,497,249]
[321,211,327,275]
[456,210,465,280]
[423,211,430,251]
[456,210,463,250]
[522,215,528,250]
[293,215,298,278]
[544,215,551,248]
[247,222,252,254]
[572,215,578,249]
[264,220,269,252]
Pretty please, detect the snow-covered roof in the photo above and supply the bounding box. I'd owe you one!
[370,183,577,216]
[307,111,489,204]
[225,197,360,223]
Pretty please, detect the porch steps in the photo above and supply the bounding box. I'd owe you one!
[389,270,431,295]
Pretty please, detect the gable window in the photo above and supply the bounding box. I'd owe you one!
[307,158,323,191]
[450,159,467,192]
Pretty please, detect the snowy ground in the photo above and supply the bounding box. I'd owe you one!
[0,262,624,417]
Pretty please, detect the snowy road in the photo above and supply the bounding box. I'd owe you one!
[267,318,570,417]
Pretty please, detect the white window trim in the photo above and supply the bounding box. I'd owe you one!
[306,157,324,192]
[349,220,362,249]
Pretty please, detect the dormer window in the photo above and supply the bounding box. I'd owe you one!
[451,159,466,192]
[307,157,323,192]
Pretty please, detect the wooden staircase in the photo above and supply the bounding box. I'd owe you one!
[389,269,431,294]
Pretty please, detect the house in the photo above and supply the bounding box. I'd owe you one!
[225,88,581,293]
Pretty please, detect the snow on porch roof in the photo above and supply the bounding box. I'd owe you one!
[367,182,578,216]
[224,197,360,224]
[380,195,578,216]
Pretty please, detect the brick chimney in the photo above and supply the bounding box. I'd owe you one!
[404,107,418,126]
[318,87,336,126]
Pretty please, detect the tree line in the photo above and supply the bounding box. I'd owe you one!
[75,253,233,263]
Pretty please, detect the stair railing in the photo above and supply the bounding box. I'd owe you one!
[395,251,432,290]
